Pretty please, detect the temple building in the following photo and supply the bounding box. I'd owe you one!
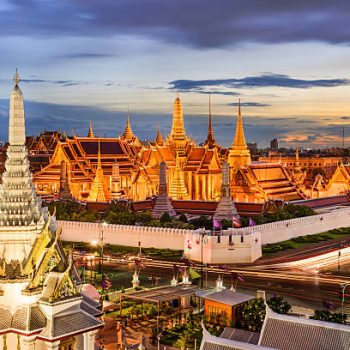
[16,90,348,204]
[0,72,102,349]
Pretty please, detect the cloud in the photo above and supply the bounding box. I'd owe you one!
[55,53,114,59]
[21,79,86,87]
[169,74,350,92]
[1,1,350,48]
[340,116,350,120]
[228,102,270,107]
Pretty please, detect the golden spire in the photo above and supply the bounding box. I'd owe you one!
[97,138,101,169]
[88,139,110,202]
[294,144,302,172]
[170,95,186,141]
[155,127,164,146]
[232,98,248,150]
[228,99,251,168]
[169,152,189,200]
[205,92,216,148]
[87,118,94,138]
[123,108,135,141]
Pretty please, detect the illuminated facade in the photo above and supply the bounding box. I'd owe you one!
[27,93,350,203]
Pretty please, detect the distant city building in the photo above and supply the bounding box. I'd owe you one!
[247,142,258,152]
[270,138,279,150]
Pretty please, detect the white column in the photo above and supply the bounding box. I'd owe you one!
[83,330,98,350]
[22,337,36,350]
[45,341,60,350]
[88,329,98,350]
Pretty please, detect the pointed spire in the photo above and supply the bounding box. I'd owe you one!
[228,99,251,168]
[205,92,216,148]
[232,98,247,149]
[97,138,102,169]
[170,95,186,141]
[154,127,164,146]
[294,144,302,173]
[295,144,300,163]
[169,152,188,200]
[88,139,110,202]
[13,68,20,86]
[0,71,43,263]
[152,161,176,218]
[123,108,135,141]
[87,118,95,138]
[9,69,25,146]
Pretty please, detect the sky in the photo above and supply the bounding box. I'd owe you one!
[0,0,350,148]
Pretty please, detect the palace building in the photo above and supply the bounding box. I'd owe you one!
[0,72,102,350]
[5,84,348,204]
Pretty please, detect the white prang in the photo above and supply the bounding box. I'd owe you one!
[0,71,54,263]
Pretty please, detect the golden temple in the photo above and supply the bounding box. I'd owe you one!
[23,95,350,203]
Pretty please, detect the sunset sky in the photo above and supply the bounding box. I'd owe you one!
[0,0,349,147]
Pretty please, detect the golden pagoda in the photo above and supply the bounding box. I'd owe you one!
[154,128,165,146]
[87,141,111,202]
[122,112,141,148]
[169,152,189,199]
[87,118,94,138]
[228,99,251,169]
[167,95,191,157]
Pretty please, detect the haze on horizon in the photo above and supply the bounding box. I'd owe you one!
[0,0,349,148]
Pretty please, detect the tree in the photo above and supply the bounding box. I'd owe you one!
[267,296,291,314]
[160,213,172,223]
[178,214,188,223]
[311,310,347,324]
[241,298,266,332]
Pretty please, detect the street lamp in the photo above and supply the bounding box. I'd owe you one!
[340,282,350,322]
[91,221,107,284]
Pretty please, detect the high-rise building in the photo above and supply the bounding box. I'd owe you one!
[270,138,279,151]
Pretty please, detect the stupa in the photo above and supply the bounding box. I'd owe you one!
[152,162,176,218]
[0,71,102,349]
[213,161,239,222]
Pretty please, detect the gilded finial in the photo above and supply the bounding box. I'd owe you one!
[88,118,94,138]
[238,98,241,116]
[13,69,20,85]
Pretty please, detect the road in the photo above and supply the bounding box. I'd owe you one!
[96,258,350,310]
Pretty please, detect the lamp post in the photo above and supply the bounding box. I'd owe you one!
[91,222,107,290]
[200,228,205,289]
[341,282,349,322]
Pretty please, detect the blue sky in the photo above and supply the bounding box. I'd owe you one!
[0,0,350,147]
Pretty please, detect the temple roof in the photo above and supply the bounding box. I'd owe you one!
[259,307,350,350]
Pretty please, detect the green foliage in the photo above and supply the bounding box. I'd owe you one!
[48,200,99,222]
[178,214,188,223]
[189,215,212,230]
[220,219,232,230]
[311,310,347,324]
[160,212,172,223]
[267,296,291,314]
[250,204,316,226]
[262,226,350,255]
[241,298,266,332]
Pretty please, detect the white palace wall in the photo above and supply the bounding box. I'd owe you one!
[58,221,188,250]
[58,207,350,263]
[184,230,262,264]
[228,207,350,245]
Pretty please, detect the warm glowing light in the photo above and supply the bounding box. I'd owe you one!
[91,239,99,246]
